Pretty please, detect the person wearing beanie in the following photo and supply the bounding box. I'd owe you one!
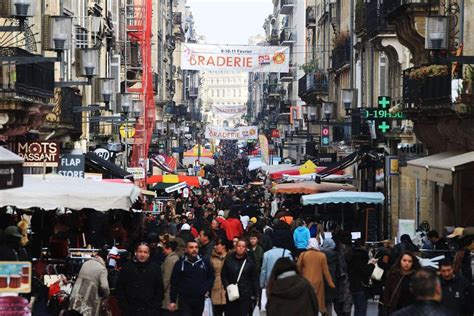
[216,210,226,225]
[178,223,194,243]
[297,238,335,314]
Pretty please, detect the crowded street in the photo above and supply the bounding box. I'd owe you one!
[1,0,474,315]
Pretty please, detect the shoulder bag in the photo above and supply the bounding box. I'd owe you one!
[226,259,247,302]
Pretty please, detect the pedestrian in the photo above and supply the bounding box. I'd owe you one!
[221,210,244,246]
[169,240,215,316]
[68,249,110,316]
[382,251,421,314]
[297,237,335,314]
[198,229,216,261]
[221,239,259,316]
[293,219,310,256]
[178,223,195,243]
[162,240,180,315]
[211,218,227,242]
[438,258,473,315]
[424,230,449,251]
[259,242,293,289]
[116,243,164,316]
[348,239,374,316]
[0,226,23,260]
[392,268,454,316]
[266,257,319,316]
[248,230,264,272]
[390,234,419,265]
[320,238,338,316]
[210,238,228,316]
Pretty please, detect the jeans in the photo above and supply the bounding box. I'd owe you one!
[179,297,205,316]
[352,291,368,316]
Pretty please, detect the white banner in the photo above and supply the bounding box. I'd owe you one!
[205,126,258,140]
[181,43,290,72]
[211,104,247,117]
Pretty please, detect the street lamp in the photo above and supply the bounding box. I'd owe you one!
[97,78,115,109]
[342,89,354,116]
[79,48,100,83]
[119,93,132,115]
[323,101,333,122]
[132,99,143,119]
[425,16,449,50]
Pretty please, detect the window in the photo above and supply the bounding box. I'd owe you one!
[211,90,214,97]
[216,90,220,97]
[222,89,225,97]
[238,90,241,97]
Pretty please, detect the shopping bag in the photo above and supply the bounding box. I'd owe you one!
[252,305,260,316]
[371,263,384,281]
[260,289,267,312]
[202,297,213,316]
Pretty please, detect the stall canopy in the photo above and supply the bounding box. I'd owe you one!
[274,182,356,194]
[261,164,295,174]
[282,173,354,183]
[85,152,132,179]
[182,145,215,165]
[147,174,200,187]
[427,151,474,185]
[0,174,141,211]
[270,166,332,180]
[301,191,385,205]
[0,146,23,189]
[405,151,462,180]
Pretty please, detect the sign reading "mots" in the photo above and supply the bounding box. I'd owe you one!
[15,141,60,167]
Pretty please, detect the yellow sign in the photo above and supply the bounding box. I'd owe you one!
[120,123,135,138]
[299,160,317,175]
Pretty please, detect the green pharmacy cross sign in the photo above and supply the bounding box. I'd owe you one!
[364,96,406,134]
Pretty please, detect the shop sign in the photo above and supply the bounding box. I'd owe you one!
[314,153,337,167]
[397,143,426,167]
[126,167,145,180]
[386,156,399,176]
[271,129,280,138]
[58,154,84,178]
[93,148,112,161]
[165,182,187,193]
[0,261,32,294]
[15,141,59,167]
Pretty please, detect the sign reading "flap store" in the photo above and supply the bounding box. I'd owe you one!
[14,141,60,167]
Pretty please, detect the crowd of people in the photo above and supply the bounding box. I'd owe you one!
[0,141,473,316]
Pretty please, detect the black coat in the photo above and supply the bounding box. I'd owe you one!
[348,248,374,292]
[392,300,454,316]
[440,274,473,316]
[221,252,258,300]
[116,260,164,316]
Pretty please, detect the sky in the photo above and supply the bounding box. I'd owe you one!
[186,0,273,45]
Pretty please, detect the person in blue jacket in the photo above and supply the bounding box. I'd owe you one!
[293,219,310,256]
[169,240,215,316]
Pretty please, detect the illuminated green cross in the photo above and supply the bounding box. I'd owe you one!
[378,96,390,108]
[378,121,390,133]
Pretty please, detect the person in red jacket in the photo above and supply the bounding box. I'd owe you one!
[220,210,243,248]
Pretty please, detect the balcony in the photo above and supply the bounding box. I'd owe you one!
[298,70,329,102]
[268,83,284,97]
[383,0,439,17]
[280,100,291,113]
[279,68,296,82]
[365,0,394,38]
[278,113,291,124]
[355,0,366,34]
[280,28,296,45]
[280,0,295,15]
[403,65,451,108]
[331,37,351,71]
[306,6,316,29]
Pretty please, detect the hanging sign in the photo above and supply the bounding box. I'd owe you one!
[211,105,247,117]
[181,43,290,72]
[93,148,112,161]
[126,167,145,180]
[205,126,258,140]
[58,154,85,178]
[165,182,187,193]
[14,141,60,167]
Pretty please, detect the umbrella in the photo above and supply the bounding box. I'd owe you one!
[0,174,140,211]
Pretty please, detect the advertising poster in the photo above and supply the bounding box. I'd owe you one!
[0,262,32,294]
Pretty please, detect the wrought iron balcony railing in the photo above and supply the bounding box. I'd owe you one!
[403,66,451,107]
[298,70,329,100]
[331,38,351,70]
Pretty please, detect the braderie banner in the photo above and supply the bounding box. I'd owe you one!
[205,126,258,140]
[211,104,247,117]
[181,43,290,72]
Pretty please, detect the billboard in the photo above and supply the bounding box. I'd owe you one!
[181,43,290,72]
[205,126,258,140]
[14,141,60,167]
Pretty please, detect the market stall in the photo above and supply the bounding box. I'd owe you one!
[274,182,356,194]
[182,145,215,165]
[146,174,201,187]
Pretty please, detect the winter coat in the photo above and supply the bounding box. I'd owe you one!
[392,300,455,316]
[221,252,258,300]
[116,259,164,316]
[348,247,374,292]
[199,240,215,261]
[69,257,109,316]
[272,228,295,253]
[440,274,473,316]
[251,244,264,271]
[293,226,310,250]
[321,248,338,300]
[210,250,227,305]
[383,270,415,314]
[220,218,243,241]
[266,272,319,316]
[162,252,180,309]
[297,249,335,313]
[260,247,293,288]
[170,255,215,303]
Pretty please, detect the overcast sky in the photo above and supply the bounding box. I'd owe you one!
[186,0,273,45]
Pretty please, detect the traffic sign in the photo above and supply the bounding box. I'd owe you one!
[120,123,136,138]
[321,126,330,147]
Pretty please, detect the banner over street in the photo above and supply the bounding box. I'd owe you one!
[205,126,258,140]
[181,43,290,72]
[211,104,247,117]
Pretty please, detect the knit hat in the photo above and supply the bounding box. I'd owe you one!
[218,210,225,217]
[307,238,320,250]
[181,223,191,231]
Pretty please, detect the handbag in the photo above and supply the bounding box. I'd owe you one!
[371,263,384,281]
[226,259,246,302]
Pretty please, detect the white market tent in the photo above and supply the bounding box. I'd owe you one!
[0,174,141,211]
[301,191,385,206]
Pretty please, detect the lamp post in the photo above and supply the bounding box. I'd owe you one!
[120,93,132,169]
[342,89,355,116]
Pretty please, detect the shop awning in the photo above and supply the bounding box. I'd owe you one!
[261,164,295,173]
[147,174,200,187]
[274,182,356,194]
[301,191,385,205]
[427,151,474,185]
[0,146,23,163]
[0,174,140,211]
[405,152,461,180]
[282,173,354,183]
[270,166,330,180]
[85,152,132,179]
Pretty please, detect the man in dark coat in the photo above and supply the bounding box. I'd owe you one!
[116,243,165,316]
[439,259,473,315]
[169,240,215,316]
[393,269,454,316]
